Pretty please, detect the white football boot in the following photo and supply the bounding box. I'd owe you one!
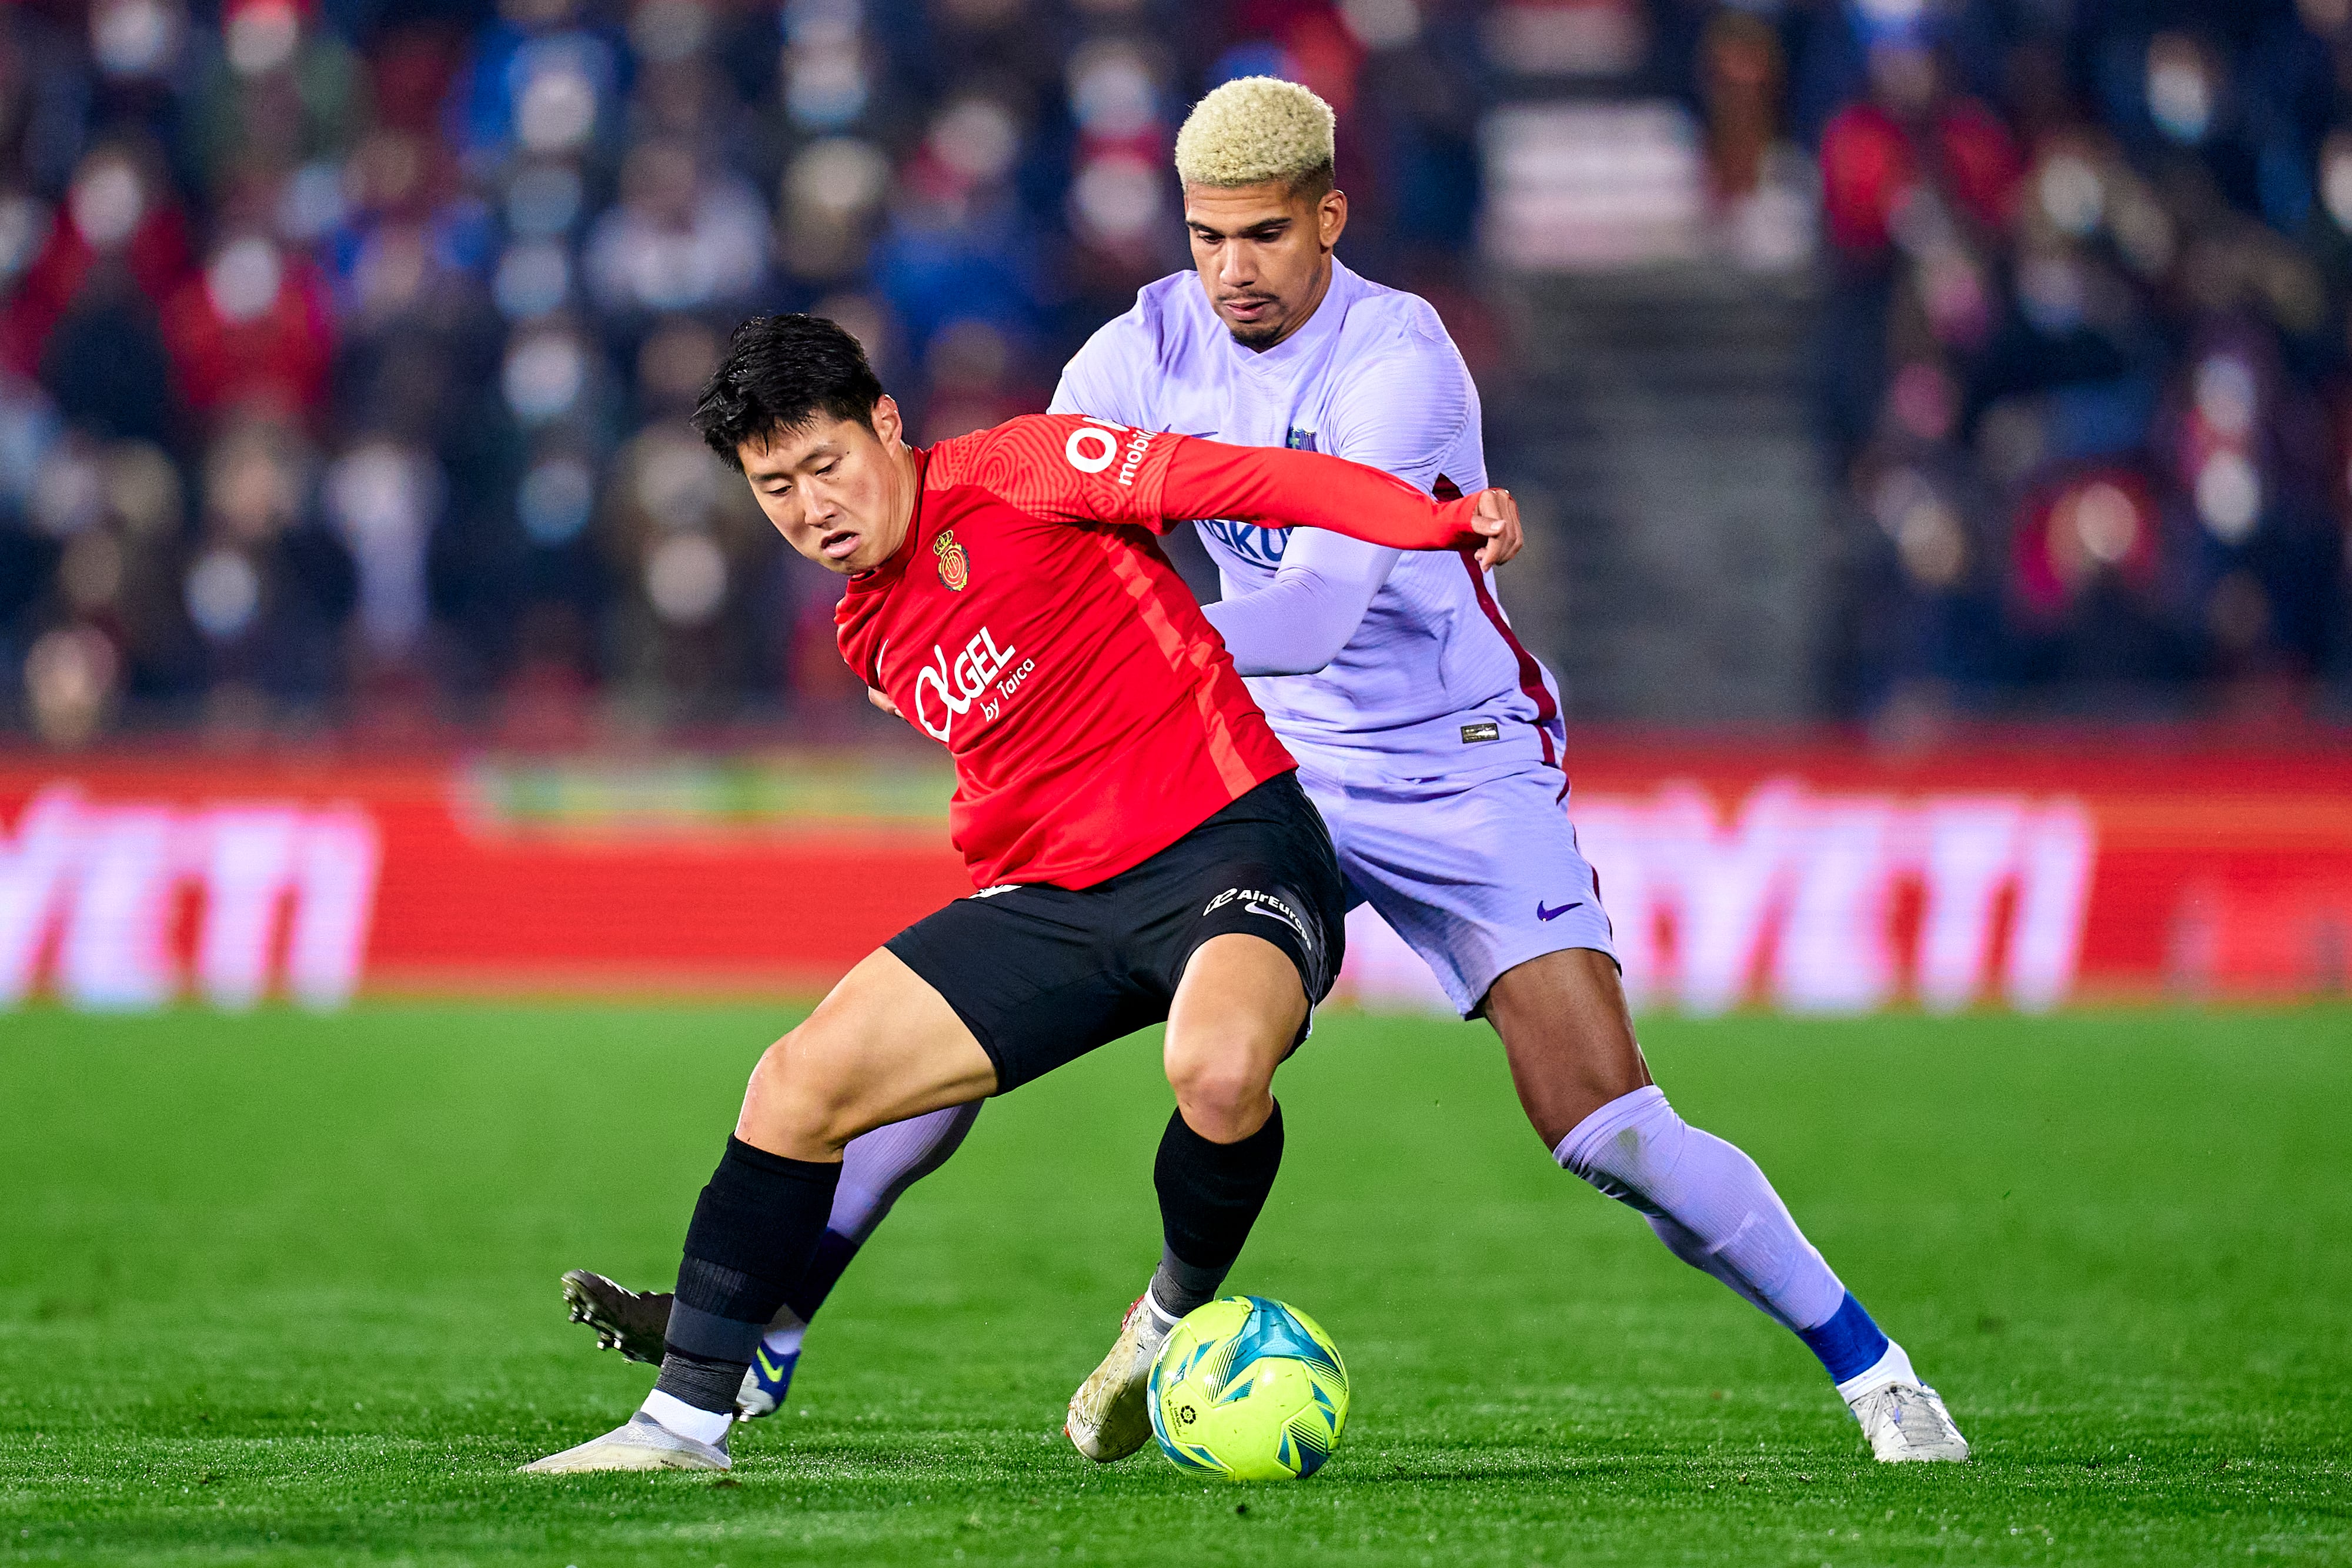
[520,1412,731,1474]
[1064,1294,1171,1463]
[1840,1343,1970,1462]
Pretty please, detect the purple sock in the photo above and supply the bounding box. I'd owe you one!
[1555,1085,1852,1351]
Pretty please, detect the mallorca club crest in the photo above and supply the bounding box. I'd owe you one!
[934,529,970,591]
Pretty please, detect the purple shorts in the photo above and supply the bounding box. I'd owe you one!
[1295,755,1619,1017]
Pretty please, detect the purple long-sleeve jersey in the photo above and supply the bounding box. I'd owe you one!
[1049,258,1566,778]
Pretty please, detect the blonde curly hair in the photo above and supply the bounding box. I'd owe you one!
[1173,76,1337,193]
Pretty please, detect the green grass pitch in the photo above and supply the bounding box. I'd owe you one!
[3,1001,2347,1566]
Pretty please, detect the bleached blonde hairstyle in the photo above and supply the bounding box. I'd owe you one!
[1173,76,1337,195]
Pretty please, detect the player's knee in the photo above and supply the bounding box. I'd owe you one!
[1163,1034,1275,1139]
[740,1026,864,1152]
[1551,1084,1685,1204]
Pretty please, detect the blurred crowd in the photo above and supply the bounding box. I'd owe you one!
[1739,0,2352,718]
[0,0,1485,745]
[1,0,2348,747]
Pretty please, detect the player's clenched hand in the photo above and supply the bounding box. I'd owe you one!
[867,686,900,717]
[1469,488,1522,570]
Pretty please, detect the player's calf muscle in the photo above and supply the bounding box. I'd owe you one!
[1483,948,1652,1148]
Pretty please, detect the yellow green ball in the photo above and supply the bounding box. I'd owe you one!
[1147,1295,1349,1480]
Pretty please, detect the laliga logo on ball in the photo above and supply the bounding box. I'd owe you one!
[1148,1295,1349,1481]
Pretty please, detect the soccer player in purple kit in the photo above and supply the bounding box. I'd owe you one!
[562,78,1969,1465]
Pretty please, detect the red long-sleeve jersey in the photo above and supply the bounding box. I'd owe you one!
[836,413,1489,890]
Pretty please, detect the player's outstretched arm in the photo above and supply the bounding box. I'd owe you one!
[1201,533,1396,677]
[981,414,1513,569]
[1157,437,1520,564]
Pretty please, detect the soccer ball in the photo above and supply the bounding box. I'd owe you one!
[1147,1295,1349,1480]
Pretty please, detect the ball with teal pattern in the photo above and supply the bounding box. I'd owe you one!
[1147,1295,1349,1480]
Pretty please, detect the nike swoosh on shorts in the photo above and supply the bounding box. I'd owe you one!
[1245,903,1308,939]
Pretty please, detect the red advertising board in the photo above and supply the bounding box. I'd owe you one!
[4,736,2349,1012]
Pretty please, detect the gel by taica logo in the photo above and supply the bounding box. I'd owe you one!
[0,784,380,1011]
[911,626,1033,743]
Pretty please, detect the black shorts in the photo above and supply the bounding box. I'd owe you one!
[886,771,1348,1094]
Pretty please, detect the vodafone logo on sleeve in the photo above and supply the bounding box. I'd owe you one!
[1064,417,1156,487]
[1064,424,1118,473]
[911,626,1034,743]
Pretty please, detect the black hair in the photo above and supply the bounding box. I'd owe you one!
[691,313,886,471]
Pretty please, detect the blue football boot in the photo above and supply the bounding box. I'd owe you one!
[739,1338,799,1417]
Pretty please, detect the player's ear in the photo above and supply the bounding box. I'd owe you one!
[1317,188,1347,252]
[870,394,904,449]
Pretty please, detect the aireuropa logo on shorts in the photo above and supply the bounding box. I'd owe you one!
[1,784,381,1011]
[1205,887,1311,945]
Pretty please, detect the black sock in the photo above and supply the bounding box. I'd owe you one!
[652,1137,841,1415]
[1150,1102,1284,1319]
[653,1350,747,1417]
[783,1229,860,1325]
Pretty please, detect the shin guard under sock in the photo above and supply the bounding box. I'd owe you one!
[1150,1103,1284,1319]
[652,1137,841,1416]
[1555,1085,1859,1374]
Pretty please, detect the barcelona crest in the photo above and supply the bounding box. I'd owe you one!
[934,530,970,591]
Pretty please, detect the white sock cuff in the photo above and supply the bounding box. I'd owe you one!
[1551,1084,1672,1174]
[641,1388,733,1445]
[1834,1339,1920,1402]
[1142,1290,1181,1332]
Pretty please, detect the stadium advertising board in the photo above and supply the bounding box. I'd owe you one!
[2,740,2347,1014]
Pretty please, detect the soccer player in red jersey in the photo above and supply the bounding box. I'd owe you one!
[524,315,1520,1472]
